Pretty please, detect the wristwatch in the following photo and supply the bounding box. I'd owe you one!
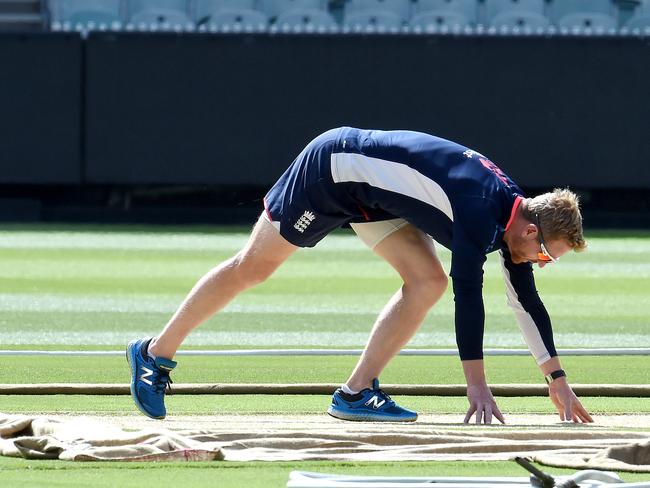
[544,369,566,384]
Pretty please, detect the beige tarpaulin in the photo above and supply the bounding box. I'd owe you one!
[0,412,223,461]
[534,440,650,474]
[1,412,650,470]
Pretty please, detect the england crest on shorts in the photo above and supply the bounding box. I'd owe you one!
[294,211,316,233]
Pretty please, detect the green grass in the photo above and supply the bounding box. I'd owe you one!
[1,395,650,416]
[0,355,648,385]
[0,228,649,349]
[1,225,649,486]
[3,459,648,488]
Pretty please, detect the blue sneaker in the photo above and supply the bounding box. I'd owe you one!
[327,378,418,422]
[126,338,177,419]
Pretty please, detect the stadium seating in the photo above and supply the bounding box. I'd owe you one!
[485,0,544,19]
[411,0,477,28]
[490,11,549,32]
[414,0,476,18]
[343,10,404,31]
[194,0,257,25]
[45,0,650,35]
[196,0,256,10]
[262,0,325,19]
[485,0,549,31]
[558,12,618,33]
[200,9,268,32]
[275,8,338,32]
[50,0,122,30]
[624,0,650,32]
[410,10,472,32]
[128,0,191,29]
[551,0,617,33]
[345,0,411,22]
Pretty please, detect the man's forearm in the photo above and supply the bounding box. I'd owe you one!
[539,356,563,376]
[463,356,564,384]
[462,359,487,385]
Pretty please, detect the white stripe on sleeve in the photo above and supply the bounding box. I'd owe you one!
[499,250,551,365]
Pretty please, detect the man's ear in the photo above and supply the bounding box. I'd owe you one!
[523,223,538,239]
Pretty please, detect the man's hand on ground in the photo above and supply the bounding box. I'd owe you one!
[548,378,594,423]
[464,383,506,425]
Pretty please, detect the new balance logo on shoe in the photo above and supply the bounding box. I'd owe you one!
[293,211,316,233]
[364,395,386,409]
[140,366,154,386]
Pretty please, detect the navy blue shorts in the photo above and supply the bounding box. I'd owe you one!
[264,127,396,247]
[264,128,397,247]
[264,128,346,248]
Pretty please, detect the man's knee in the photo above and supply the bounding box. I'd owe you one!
[423,273,449,299]
[406,272,448,305]
[232,251,282,287]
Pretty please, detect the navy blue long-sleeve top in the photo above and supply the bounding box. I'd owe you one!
[326,127,557,363]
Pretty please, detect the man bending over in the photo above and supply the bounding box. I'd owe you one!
[127,127,593,425]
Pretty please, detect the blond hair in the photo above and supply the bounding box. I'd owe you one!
[522,188,587,252]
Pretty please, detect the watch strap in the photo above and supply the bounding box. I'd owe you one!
[544,369,566,384]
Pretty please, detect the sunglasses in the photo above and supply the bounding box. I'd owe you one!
[535,214,559,264]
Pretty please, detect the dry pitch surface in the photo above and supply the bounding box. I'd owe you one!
[29,412,650,463]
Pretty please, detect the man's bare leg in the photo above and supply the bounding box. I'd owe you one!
[149,214,298,359]
[344,224,448,392]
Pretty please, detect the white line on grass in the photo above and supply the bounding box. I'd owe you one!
[0,331,648,348]
[0,293,647,316]
[0,233,368,252]
[0,348,649,356]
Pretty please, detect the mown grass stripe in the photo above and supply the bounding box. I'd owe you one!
[2,356,648,385]
[1,331,649,347]
[3,383,649,397]
[2,348,649,356]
